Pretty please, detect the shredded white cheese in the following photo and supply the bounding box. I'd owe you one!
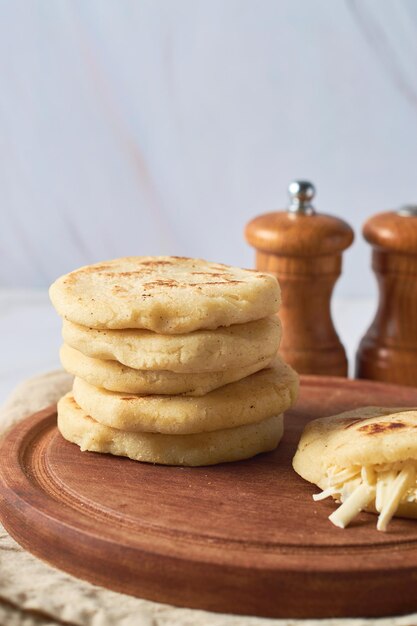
[377,465,415,531]
[329,483,376,528]
[313,461,417,531]
[375,470,395,513]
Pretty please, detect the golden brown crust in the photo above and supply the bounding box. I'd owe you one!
[50,256,281,332]
[61,316,281,373]
[71,357,299,434]
[293,406,417,485]
[58,393,284,467]
[60,343,274,396]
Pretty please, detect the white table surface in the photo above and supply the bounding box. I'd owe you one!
[0,289,377,407]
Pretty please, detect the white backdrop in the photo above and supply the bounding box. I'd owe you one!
[1,0,417,296]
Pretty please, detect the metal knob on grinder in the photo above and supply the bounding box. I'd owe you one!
[245,180,354,376]
[356,206,417,386]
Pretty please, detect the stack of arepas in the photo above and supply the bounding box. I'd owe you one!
[50,256,298,466]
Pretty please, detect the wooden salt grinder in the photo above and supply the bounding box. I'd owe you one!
[245,181,354,376]
[356,206,417,386]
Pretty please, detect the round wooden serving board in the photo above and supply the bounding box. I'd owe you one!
[2,376,417,619]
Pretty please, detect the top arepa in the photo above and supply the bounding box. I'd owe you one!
[49,257,281,333]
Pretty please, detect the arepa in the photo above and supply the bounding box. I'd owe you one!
[293,406,417,531]
[62,316,281,373]
[60,343,272,396]
[72,357,299,435]
[58,393,284,467]
[49,256,281,333]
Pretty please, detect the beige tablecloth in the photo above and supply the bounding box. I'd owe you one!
[1,370,417,626]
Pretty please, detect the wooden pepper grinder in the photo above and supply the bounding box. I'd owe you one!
[245,180,354,376]
[356,205,417,386]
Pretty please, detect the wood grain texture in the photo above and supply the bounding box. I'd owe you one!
[245,212,354,376]
[356,212,417,386]
[2,377,417,618]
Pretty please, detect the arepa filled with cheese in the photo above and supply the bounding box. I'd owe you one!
[293,406,417,531]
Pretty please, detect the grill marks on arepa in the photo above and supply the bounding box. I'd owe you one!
[50,256,280,332]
